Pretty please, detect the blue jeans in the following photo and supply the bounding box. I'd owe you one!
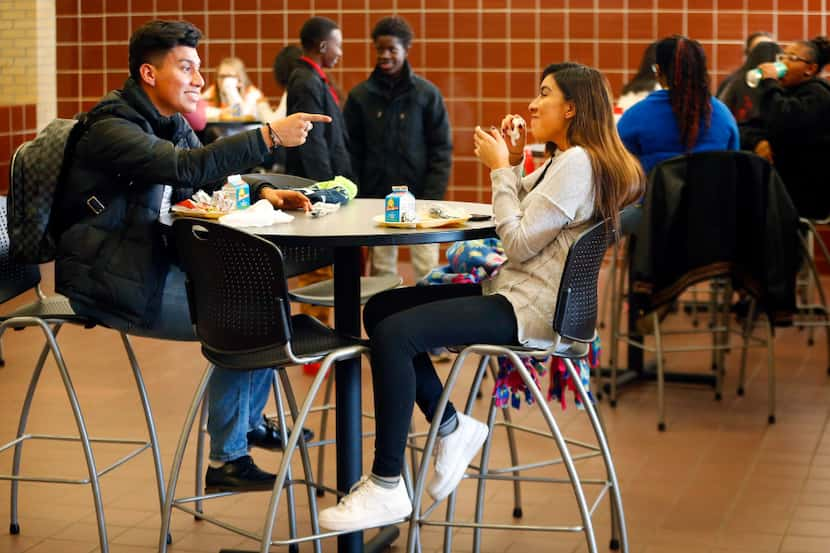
[70,266,273,461]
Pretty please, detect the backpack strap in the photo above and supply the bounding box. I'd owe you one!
[48,112,118,237]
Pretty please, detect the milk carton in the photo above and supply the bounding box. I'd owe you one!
[385,185,417,223]
[222,174,250,210]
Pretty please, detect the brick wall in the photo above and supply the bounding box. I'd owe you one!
[0,0,55,193]
[53,1,829,202]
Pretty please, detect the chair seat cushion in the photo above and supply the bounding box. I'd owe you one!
[202,314,366,371]
[289,274,402,307]
[1,294,94,326]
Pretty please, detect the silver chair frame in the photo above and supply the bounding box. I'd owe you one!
[0,307,166,553]
[405,340,627,553]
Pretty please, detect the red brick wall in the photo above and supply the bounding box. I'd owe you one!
[54,1,828,201]
[0,105,37,194]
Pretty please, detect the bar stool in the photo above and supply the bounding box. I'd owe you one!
[793,215,830,374]
[0,192,167,553]
[406,219,627,553]
[160,218,373,553]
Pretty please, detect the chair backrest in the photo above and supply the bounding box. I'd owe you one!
[552,219,615,343]
[632,150,800,318]
[0,195,41,305]
[172,218,294,353]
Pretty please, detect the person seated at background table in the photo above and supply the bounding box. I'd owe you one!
[272,44,303,120]
[202,56,272,121]
[717,40,782,151]
[52,20,329,493]
[716,31,774,97]
[617,35,739,174]
[343,16,452,282]
[317,63,645,532]
[616,41,660,113]
[751,36,830,219]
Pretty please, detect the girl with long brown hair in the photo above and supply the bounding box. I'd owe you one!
[317,63,643,533]
[618,35,739,173]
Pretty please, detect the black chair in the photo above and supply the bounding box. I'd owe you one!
[0,186,166,551]
[607,151,800,430]
[159,218,372,553]
[406,219,627,553]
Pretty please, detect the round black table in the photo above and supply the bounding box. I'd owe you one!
[162,198,495,553]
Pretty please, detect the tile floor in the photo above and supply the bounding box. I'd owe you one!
[0,266,829,553]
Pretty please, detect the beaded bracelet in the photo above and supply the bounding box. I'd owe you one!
[265,121,282,152]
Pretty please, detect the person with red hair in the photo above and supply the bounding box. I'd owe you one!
[617,35,739,174]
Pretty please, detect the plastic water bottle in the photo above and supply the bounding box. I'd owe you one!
[746,61,787,88]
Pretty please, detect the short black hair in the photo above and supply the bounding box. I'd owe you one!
[299,17,339,52]
[273,44,303,86]
[371,16,414,50]
[744,31,773,55]
[129,20,201,81]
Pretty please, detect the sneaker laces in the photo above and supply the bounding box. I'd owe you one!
[337,475,372,508]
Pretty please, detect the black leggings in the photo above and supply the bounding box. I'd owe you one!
[363,284,519,477]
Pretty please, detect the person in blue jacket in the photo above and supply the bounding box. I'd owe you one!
[618,35,739,174]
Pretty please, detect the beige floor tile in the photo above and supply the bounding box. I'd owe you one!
[780,535,830,553]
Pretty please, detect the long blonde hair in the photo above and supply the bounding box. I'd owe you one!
[550,64,645,230]
[213,57,253,104]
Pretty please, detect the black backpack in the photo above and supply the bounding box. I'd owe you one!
[8,115,91,265]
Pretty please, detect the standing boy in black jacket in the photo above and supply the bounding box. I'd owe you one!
[344,16,452,281]
[285,17,353,181]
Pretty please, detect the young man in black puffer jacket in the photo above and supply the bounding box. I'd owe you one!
[55,19,329,492]
[343,16,452,281]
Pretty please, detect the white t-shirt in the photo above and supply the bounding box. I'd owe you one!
[483,146,595,347]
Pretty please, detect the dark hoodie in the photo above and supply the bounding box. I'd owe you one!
[757,75,830,219]
[55,77,269,324]
[343,60,452,199]
[718,41,782,150]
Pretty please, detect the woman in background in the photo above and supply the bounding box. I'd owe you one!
[617,41,660,113]
[617,35,739,174]
[753,36,830,219]
[718,40,782,151]
[202,57,272,121]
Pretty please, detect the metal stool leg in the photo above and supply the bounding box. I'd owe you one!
[471,380,499,553]
[159,364,214,553]
[655,313,666,432]
[193,396,209,517]
[9,325,57,535]
[766,320,776,424]
[270,371,300,553]
[506,350,597,553]
[564,358,628,553]
[276,370,324,553]
[259,347,365,553]
[120,333,169,544]
[47,324,109,553]
[314,371,335,498]
[440,357,488,553]
[737,301,757,397]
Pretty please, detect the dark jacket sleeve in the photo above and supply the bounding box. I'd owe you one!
[759,79,830,134]
[421,87,452,200]
[81,117,268,189]
[342,93,365,186]
[287,75,334,181]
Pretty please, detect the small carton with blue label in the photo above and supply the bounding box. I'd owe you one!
[385,185,417,223]
[222,174,251,210]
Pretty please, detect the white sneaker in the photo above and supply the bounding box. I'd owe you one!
[427,413,489,501]
[318,475,412,532]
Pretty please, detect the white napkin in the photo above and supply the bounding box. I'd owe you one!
[219,199,294,227]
